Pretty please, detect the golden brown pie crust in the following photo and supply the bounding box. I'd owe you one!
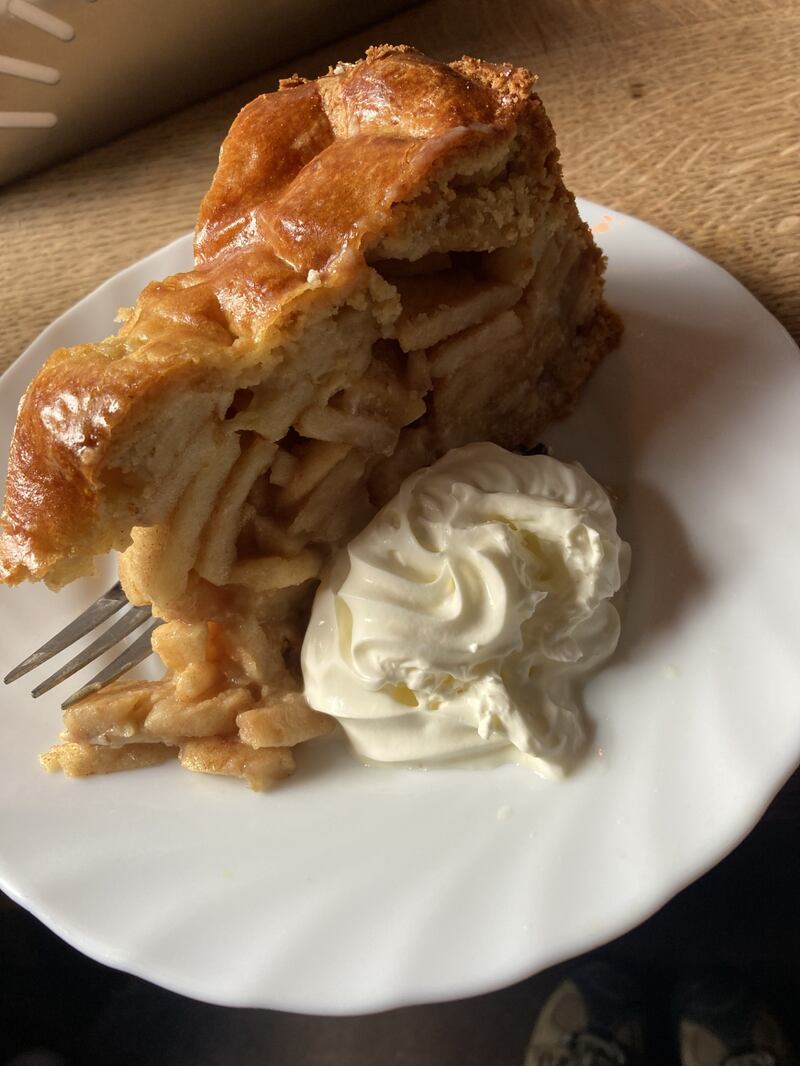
[0,46,611,586]
[0,46,621,787]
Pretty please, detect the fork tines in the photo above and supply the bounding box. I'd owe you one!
[4,581,160,708]
[60,619,161,709]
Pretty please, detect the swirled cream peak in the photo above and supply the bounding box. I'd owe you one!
[301,443,630,774]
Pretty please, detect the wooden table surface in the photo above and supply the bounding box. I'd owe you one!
[1,0,799,373]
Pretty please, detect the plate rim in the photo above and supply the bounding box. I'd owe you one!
[1,199,798,1014]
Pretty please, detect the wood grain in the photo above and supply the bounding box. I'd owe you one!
[1,0,798,373]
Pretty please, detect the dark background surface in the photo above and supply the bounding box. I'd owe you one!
[3,772,799,1065]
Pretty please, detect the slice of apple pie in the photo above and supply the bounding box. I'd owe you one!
[0,45,621,789]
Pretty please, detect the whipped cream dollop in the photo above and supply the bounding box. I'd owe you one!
[301,442,630,774]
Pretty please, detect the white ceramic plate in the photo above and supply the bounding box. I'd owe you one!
[1,201,799,1015]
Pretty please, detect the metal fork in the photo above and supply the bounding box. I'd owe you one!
[4,582,161,709]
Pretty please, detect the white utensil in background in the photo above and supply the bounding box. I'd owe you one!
[0,0,414,185]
